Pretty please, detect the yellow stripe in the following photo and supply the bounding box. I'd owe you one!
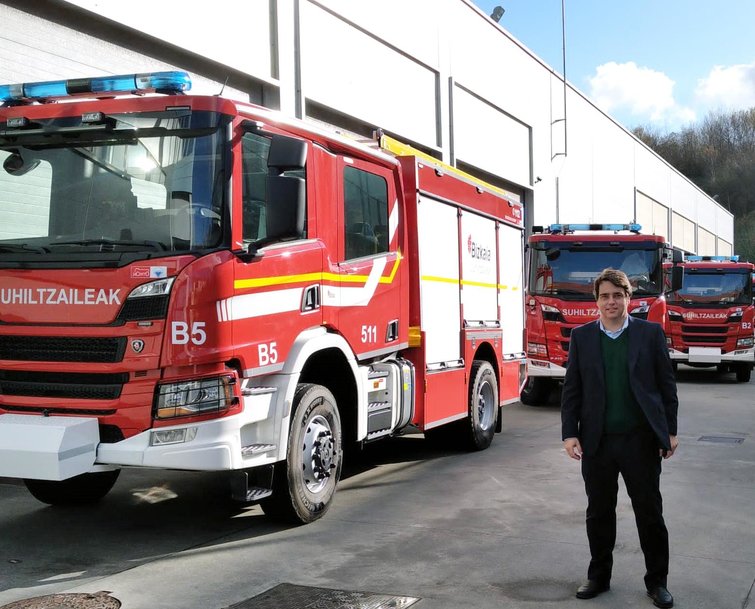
[234,255,402,290]
[421,275,521,291]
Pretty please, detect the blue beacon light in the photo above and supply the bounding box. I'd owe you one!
[0,71,191,103]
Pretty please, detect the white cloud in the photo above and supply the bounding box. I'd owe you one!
[588,61,695,128]
[695,62,755,112]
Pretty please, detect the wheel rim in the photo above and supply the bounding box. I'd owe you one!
[301,414,336,494]
[476,378,496,430]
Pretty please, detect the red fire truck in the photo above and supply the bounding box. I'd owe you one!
[522,223,682,405]
[665,255,754,382]
[0,72,525,522]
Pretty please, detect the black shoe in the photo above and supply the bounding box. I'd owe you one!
[647,585,674,608]
[576,580,610,599]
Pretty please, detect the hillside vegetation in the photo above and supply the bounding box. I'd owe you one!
[633,109,755,262]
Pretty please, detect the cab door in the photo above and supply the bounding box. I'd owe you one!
[327,156,403,359]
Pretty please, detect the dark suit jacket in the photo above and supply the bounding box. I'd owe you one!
[561,317,678,456]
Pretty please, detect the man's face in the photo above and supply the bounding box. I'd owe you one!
[596,280,630,324]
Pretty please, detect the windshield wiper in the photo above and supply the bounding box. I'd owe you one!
[0,243,50,254]
[51,238,169,251]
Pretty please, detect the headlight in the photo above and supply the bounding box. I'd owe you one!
[737,337,754,348]
[667,310,683,320]
[630,304,650,314]
[155,375,235,419]
[540,304,564,322]
[129,277,175,298]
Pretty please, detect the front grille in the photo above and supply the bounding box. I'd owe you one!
[682,325,727,334]
[116,295,170,322]
[681,335,725,345]
[2,405,117,416]
[0,336,126,362]
[0,371,128,400]
[561,327,573,338]
[561,341,570,352]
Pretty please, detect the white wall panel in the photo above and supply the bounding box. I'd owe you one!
[453,87,530,186]
[301,2,438,145]
[0,5,246,100]
[61,0,273,81]
[314,0,444,71]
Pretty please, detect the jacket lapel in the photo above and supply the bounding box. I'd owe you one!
[627,316,641,371]
[586,320,605,388]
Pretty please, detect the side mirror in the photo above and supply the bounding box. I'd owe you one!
[265,175,305,240]
[671,248,683,264]
[268,134,307,172]
[3,152,40,176]
[669,265,683,292]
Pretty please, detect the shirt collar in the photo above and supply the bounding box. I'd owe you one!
[599,315,629,339]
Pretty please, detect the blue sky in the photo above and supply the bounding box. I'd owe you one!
[471,0,755,133]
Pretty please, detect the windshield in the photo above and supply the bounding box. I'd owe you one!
[668,270,752,305]
[0,110,227,257]
[529,244,662,299]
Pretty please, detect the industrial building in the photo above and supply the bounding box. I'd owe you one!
[0,0,734,254]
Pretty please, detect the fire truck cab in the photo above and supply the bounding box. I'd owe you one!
[666,255,754,382]
[522,223,681,405]
[0,72,525,522]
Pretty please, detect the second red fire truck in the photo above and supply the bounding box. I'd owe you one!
[0,71,526,523]
[522,223,682,405]
[665,255,754,382]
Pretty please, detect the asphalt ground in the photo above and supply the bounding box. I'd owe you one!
[0,365,753,609]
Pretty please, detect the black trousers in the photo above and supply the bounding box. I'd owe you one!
[581,429,669,588]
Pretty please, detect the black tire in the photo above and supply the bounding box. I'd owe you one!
[462,360,499,451]
[735,365,752,383]
[520,376,553,406]
[24,469,120,505]
[425,360,499,451]
[260,383,342,524]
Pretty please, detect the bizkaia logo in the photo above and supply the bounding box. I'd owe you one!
[467,234,491,261]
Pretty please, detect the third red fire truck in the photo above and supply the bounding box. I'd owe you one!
[0,71,525,523]
[665,255,754,382]
[522,223,682,405]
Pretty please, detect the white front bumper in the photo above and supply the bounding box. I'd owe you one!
[98,389,282,471]
[670,347,755,364]
[0,389,284,481]
[0,414,98,480]
[527,359,566,378]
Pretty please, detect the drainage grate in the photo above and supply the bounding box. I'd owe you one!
[698,435,744,444]
[226,583,420,609]
[0,592,120,609]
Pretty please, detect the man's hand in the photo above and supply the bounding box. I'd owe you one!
[564,437,583,460]
[661,435,679,459]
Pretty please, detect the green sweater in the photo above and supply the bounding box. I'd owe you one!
[600,330,647,434]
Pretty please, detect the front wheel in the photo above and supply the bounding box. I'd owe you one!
[24,469,120,505]
[735,364,752,383]
[260,383,343,524]
[520,376,553,406]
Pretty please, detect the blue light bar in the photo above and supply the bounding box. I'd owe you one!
[685,255,739,262]
[0,71,191,103]
[547,223,642,234]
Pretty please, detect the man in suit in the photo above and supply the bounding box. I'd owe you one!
[561,268,679,608]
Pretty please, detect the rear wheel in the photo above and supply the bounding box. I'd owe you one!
[24,470,120,505]
[735,364,752,383]
[260,383,342,524]
[520,376,553,406]
[463,360,499,451]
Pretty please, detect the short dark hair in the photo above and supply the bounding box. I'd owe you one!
[593,268,633,300]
